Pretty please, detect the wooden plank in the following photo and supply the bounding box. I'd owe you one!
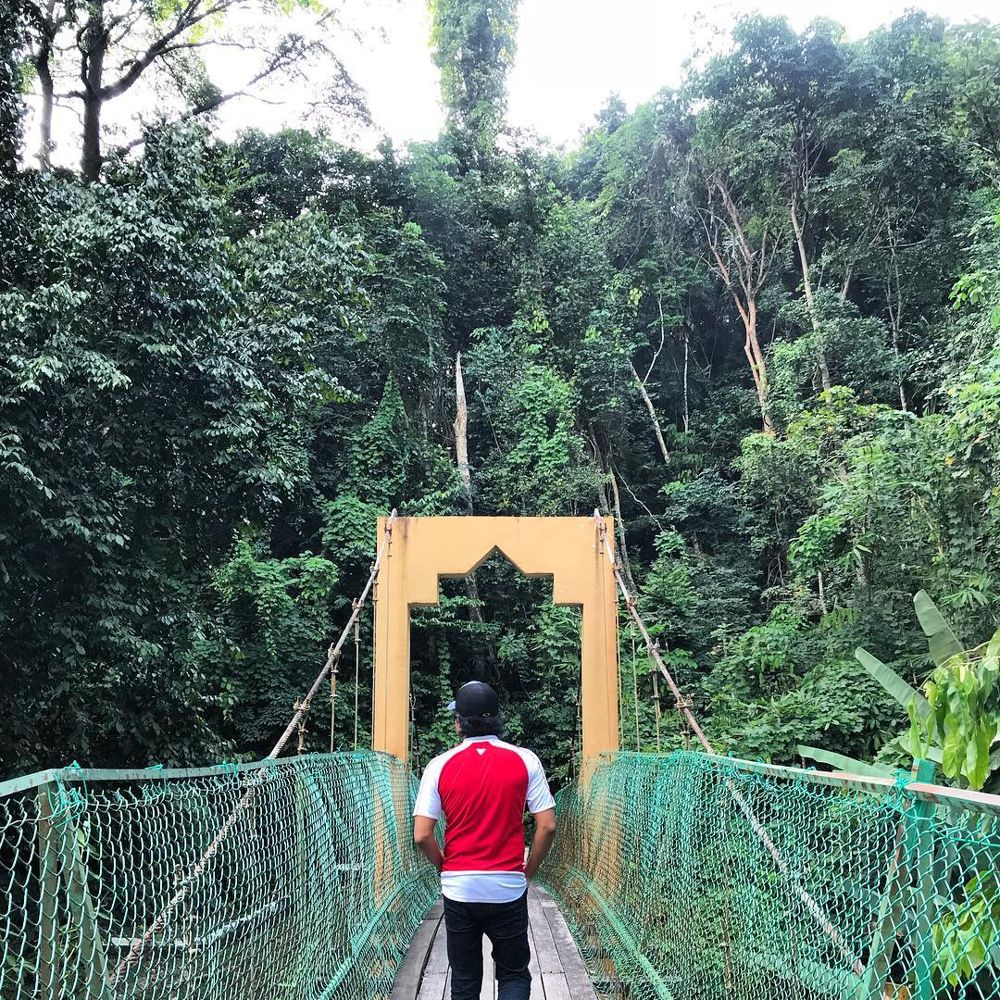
[424,915,451,975]
[527,891,562,974]
[527,914,542,983]
[536,888,598,1000]
[540,972,573,1000]
[416,973,448,1000]
[390,903,443,1000]
[407,889,598,1000]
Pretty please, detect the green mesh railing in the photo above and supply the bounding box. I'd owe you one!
[0,752,436,1000]
[542,751,1000,1000]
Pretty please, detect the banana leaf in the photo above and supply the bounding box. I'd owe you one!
[798,745,895,778]
[856,646,930,720]
[913,590,964,667]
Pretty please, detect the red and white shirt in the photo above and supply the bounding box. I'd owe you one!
[413,735,555,903]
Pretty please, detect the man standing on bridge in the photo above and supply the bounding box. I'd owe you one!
[413,681,557,1000]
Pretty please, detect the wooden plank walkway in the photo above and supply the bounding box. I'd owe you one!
[391,887,597,1000]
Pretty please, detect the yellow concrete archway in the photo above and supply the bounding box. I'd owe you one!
[372,516,619,764]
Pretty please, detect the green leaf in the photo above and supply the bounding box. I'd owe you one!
[896,735,942,764]
[856,647,930,719]
[797,745,894,778]
[983,628,1000,672]
[914,591,964,667]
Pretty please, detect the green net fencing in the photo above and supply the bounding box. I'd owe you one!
[0,752,436,1000]
[541,750,1000,1000]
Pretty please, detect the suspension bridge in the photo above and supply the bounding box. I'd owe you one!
[2,515,999,1000]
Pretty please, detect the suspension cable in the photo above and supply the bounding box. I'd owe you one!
[630,619,640,751]
[269,512,395,759]
[594,510,713,754]
[112,510,398,983]
[352,599,361,750]
[592,511,866,977]
[330,662,338,753]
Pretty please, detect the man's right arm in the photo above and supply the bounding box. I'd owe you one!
[523,751,557,880]
[524,807,556,880]
[414,815,444,870]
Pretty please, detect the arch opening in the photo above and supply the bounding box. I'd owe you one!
[408,548,583,782]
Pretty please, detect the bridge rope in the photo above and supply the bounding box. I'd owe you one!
[111,510,399,983]
[592,511,867,978]
[272,509,397,760]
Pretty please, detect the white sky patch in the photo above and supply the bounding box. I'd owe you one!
[510,0,999,146]
[33,0,1000,169]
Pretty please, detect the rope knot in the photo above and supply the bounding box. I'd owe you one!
[218,760,242,787]
[142,763,169,800]
[52,762,89,829]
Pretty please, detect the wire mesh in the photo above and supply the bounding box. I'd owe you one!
[541,751,1000,1000]
[0,752,436,1000]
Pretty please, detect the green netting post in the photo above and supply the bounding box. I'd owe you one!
[907,759,938,1000]
[36,783,60,995]
[857,758,937,1000]
[294,760,310,982]
[36,779,113,999]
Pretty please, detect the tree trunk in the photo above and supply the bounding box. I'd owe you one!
[839,265,852,303]
[887,256,909,414]
[629,360,670,463]
[34,2,57,170]
[681,326,690,434]
[890,319,908,414]
[741,300,773,435]
[81,93,104,182]
[454,352,472,499]
[790,198,831,392]
[37,67,54,170]
[80,5,107,182]
[702,172,776,435]
[452,353,488,670]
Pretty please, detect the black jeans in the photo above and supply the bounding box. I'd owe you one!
[443,891,531,1000]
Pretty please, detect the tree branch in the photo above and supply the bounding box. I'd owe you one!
[100,1,233,101]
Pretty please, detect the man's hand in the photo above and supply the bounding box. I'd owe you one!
[524,808,556,881]
[413,815,444,871]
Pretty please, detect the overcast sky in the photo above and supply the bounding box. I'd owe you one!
[38,0,1000,166]
[343,0,1000,149]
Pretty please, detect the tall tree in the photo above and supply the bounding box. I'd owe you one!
[0,0,25,171]
[428,0,519,168]
[692,163,782,434]
[24,0,365,179]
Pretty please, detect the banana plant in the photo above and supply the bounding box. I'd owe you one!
[909,628,1000,792]
[854,591,1000,792]
[801,592,1000,791]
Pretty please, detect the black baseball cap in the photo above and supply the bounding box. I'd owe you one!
[447,681,500,718]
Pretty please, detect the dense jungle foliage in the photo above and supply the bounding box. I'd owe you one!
[3,1,1000,786]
